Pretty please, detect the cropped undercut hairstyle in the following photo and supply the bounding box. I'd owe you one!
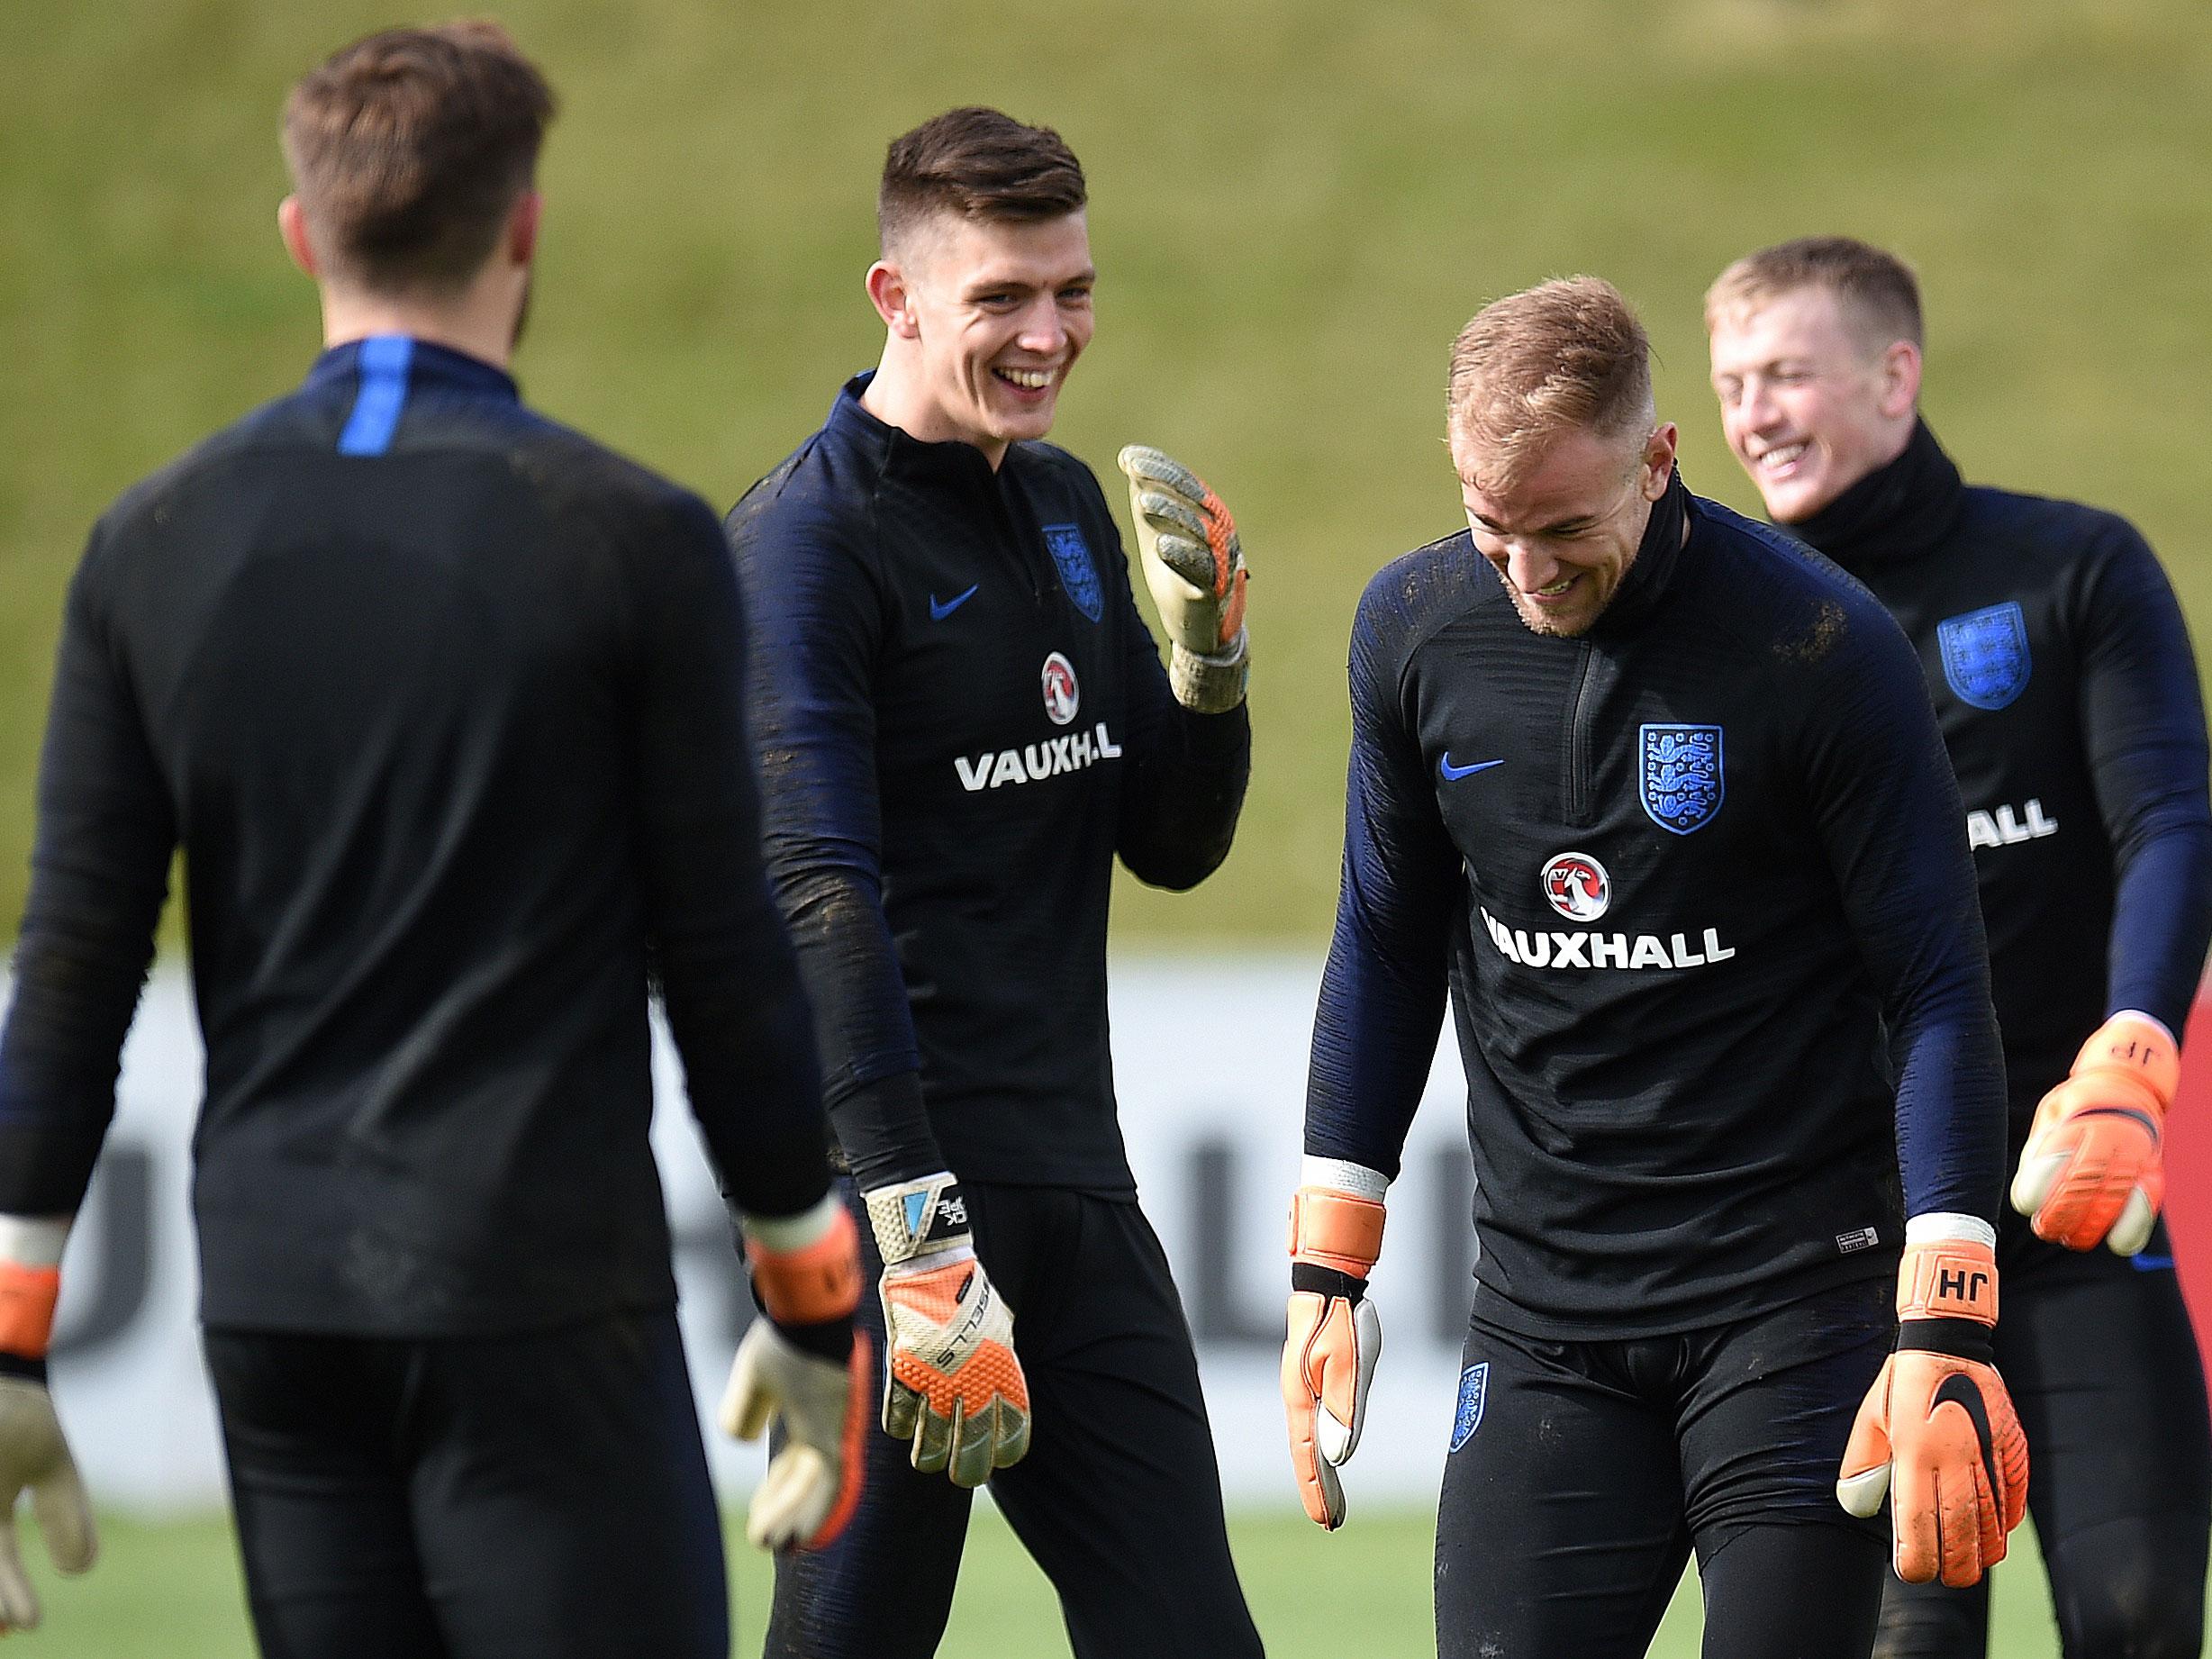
[282,21,555,294]
[1704,236,1924,354]
[1447,276,1654,490]
[877,107,1087,256]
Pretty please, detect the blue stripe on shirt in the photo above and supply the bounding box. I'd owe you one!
[337,335,415,457]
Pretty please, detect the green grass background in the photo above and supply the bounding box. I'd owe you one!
[19,1503,2137,1657]
[5,0,2212,947]
[6,8,2212,1650]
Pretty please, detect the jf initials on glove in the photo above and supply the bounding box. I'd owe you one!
[0,1215,95,1633]
[1837,1219,2028,1587]
[1282,1159,1387,1530]
[2011,1011,2179,1256]
[1117,446,1249,714]
[719,1196,871,1553]
[864,1173,1029,1487]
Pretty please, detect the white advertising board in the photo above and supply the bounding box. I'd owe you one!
[22,959,1475,1514]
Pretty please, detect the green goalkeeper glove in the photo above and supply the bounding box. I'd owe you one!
[1117,446,1249,713]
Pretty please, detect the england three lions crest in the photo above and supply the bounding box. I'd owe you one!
[1937,602,2031,711]
[1640,724,1724,835]
[1042,522,1102,622]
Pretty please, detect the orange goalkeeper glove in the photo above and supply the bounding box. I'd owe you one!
[2011,1011,2178,1256]
[721,1196,870,1553]
[1282,1159,1386,1530]
[864,1173,1029,1487]
[1837,1221,2028,1586]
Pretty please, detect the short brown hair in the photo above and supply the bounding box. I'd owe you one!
[1704,236,1923,352]
[1446,276,1654,486]
[282,21,555,293]
[877,107,1086,254]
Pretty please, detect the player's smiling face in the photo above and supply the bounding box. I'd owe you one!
[885,210,1094,463]
[1708,286,1917,524]
[1454,421,1678,639]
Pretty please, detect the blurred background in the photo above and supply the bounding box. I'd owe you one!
[6,1,2211,1652]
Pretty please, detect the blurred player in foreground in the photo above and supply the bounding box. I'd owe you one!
[1709,235,2212,1659]
[1286,276,2025,1657]
[727,106,1262,1658]
[0,23,864,1655]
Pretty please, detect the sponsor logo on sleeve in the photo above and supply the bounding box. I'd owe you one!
[1043,522,1102,622]
[1937,602,2031,711]
[1449,1362,1489,1452]
[1041,652,1081,726]
[1639,724,1724,835]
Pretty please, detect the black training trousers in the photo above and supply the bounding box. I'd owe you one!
[765,1178,1263,1658]
[1874,1228,2212,1659]
[206,1310,728,1659]
[1435,1275,1892,1659]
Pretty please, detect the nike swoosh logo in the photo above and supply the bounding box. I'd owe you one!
[1440,754,1505,780]
[929,585,980,621]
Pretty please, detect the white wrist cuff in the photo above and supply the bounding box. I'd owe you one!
[0,1215,71,1270]
[1905,1211,1998,1249]
[739,1191,842,1254]
[1301,1156,1389,1202]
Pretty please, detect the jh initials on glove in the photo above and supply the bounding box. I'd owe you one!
[1282,1163,1387,1530]
[865,1173,1029,1486]
[2011,1011,2178,1256]
[720,1200,870,1553]
[1118,445,1249,713]
[1837,1227,2028,1587]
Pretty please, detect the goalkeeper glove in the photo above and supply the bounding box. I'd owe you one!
[1282,1159,1386,1530]
[863,1173,1029,1487]
[0,1217,95,1632]
[720,1196,869,1552]
[1117,445,1249,713]
[1837,1219,2028,1587]
[2011,1011,2177,1256]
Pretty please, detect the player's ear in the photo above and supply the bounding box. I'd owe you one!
[504,190,542,267]
[866,260,919,339]
[1878,340,1922,421]
[1640,422,1680,499]
[278,196,319,278]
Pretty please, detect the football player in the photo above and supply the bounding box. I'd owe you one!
[1709,235,2212,1659]
[1288,276,2024,1658]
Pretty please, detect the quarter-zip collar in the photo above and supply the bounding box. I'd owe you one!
[303,336,519,403]
[1583,466,1691,642]
[825,371,1005,494]
[1789,418,1967,575]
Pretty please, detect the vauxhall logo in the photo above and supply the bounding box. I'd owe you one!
[954,723,1122,792]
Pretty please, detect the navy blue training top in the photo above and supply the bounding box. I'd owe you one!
[727,376,1250,1194]
[0,338,830,1335]
[1793,421,2212,1160]
[1307,471,2008,1337]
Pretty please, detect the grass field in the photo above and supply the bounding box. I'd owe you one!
[17,1502,2126,1657]
[5,1,2212,946]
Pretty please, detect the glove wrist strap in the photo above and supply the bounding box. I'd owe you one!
[1288,1187,1385,1278]
[1170,634,1248,713]
[0,1262,60,1359]
[1897,1237,1999,1326]
[863,1172,971,1266]
[746,1206,864,1327]
[1896,1316,1997,1364]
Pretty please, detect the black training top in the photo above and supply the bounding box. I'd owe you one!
[1307,472,2008,1338]
[0,337,830,1336]
[727,376,1249,1194]
[1793,421,2212,1138]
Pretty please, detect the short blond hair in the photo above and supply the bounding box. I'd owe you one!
[1704,236,1922,354]
[1446,277,1654,488]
